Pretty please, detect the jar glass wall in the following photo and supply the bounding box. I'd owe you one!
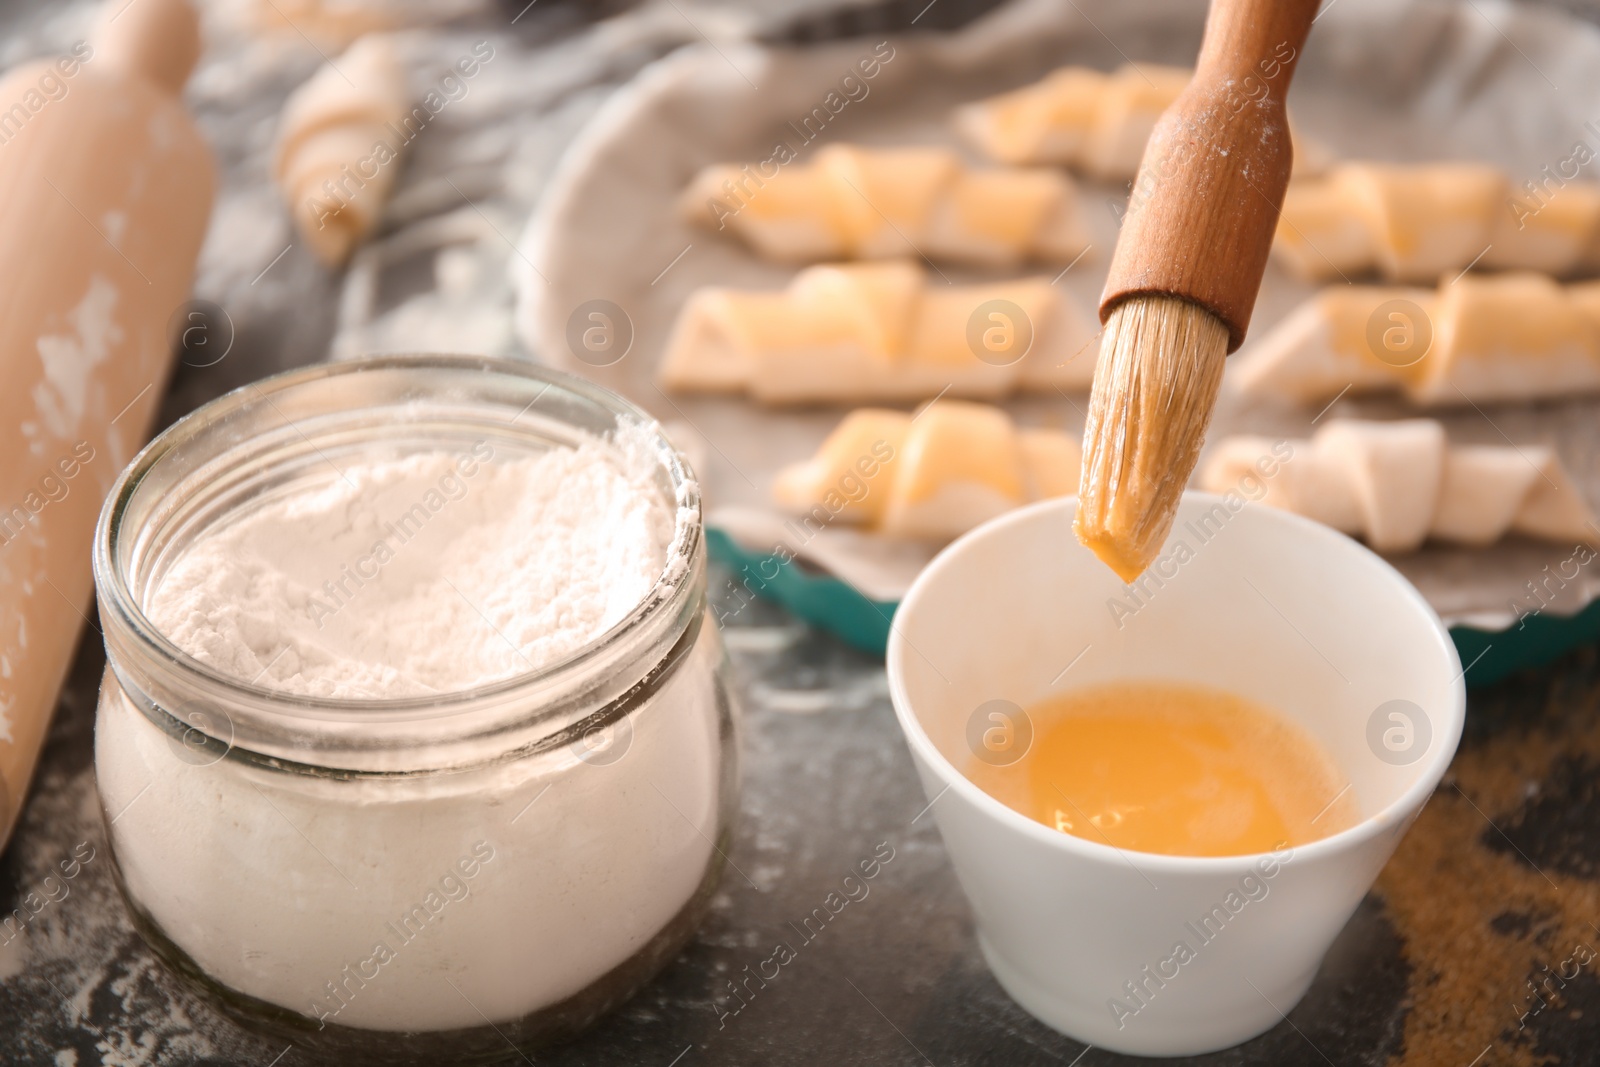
[92,356,738,1064]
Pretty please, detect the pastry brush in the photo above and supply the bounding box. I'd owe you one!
[1075,0,1320,581]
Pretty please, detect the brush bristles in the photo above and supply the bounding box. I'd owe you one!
[1075,295,1230,582]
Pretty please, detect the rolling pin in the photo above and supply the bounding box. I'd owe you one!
[0,0,215,850]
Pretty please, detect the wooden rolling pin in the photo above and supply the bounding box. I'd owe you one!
[0,0,214,850]
[1076,0,1319,580]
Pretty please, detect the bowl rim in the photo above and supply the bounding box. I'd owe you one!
[885,490,1467,875]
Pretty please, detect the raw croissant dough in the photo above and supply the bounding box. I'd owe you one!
[1232,272,1600,406]
[773,401,1081,541]
[956,63,1189,179]
[680,144,1090,266]
[956,63,1330,181]
[1274,162,1600,282]
[275,34,410,267]
[1201,419,1597,552]
[658,261,1101,403]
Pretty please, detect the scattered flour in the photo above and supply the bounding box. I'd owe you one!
[146,436,674,699]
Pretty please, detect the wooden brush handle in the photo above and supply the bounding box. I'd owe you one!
[1099,0,1319,351]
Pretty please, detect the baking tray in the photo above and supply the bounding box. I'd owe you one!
[708,528,1600,685]
[515,0,1600,685]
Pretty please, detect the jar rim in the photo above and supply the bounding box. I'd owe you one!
[93,354,703,725]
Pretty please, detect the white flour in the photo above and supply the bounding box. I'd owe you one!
[147,437,673,698]
[98,429,725,1033]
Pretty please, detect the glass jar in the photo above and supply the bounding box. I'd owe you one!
[92,356,738,1064]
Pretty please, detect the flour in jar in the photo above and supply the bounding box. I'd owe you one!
[147,433,676,699]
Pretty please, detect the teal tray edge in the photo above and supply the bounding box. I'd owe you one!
[709,528,896,654]
[708,527,1600,687]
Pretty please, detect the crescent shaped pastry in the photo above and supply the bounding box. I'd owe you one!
[1274,162,1600,282]
[658,261,1101,404]
[275,35,410,267]
[1201,419,1598,553]
[681,144,1090,267]
[772,401,1081,541]
[1231,272,1600,406]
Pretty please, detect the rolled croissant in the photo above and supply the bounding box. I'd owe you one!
[274,34,410,266]
[1232,272,1600,406]
[680,144,1090,267]
[773,402,1081,541]
[1201,419,1598,553]
[956,63,1331,181]
[1274,162,1600,282]
[658,261,1101,404]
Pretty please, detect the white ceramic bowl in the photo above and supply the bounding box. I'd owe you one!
[887,492,1464,1057]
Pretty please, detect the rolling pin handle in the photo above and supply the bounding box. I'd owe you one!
[92,0,202,95]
